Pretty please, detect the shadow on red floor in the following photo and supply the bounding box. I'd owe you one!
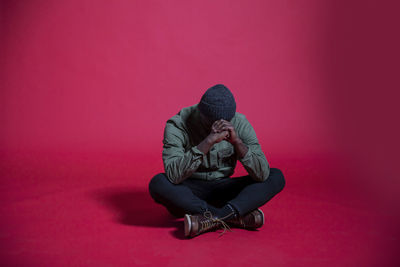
[92,187,186,239]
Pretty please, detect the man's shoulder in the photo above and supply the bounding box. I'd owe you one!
[231,111,249,126]
[231,112,256,137]
[233,111,246,120]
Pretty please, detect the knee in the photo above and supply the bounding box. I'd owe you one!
[148,173,169,197]
[269,168,286,193]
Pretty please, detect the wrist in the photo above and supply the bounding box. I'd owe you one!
[231,137,242,146]
[206,135,217,146]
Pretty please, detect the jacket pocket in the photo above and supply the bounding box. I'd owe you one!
[217,146,235,167]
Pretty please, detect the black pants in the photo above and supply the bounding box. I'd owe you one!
[148,168,285,218]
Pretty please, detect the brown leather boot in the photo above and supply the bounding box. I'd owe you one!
[184,211,233,238]
[225,208,265,229]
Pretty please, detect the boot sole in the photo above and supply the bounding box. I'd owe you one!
[184,214,192,237]
[257,208,265,226]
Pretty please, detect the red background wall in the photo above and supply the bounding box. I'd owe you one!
[1,0,337,154]
[1,0,399,265]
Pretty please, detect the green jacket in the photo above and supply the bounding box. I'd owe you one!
[162,104,270,184]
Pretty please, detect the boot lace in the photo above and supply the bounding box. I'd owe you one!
[201,211,234,237]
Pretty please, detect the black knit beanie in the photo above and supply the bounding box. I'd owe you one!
[198,84,236,122]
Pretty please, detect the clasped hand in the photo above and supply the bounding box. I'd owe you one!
[210,119,239,144]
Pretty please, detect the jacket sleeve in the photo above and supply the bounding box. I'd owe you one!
[162,122,205,184]
[238,117,270,182]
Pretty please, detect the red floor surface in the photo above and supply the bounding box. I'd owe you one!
[1,149,398,266]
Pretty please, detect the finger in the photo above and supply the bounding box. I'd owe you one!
[214,119,224,129]
[219,122,229,128]
[212,120,221,129]
[222,120,232,127]
[220,123,233,131]
[211,122,219,132]
[212,123,224,133]
[218,120,228,129]
[212,119,223,126]
[219,120,230,126]
[211,125,218,133]
[218,130,229,137]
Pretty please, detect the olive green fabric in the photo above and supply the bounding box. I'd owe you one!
[162,104,270,184]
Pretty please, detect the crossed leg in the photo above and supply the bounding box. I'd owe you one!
[148,168,285,217]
